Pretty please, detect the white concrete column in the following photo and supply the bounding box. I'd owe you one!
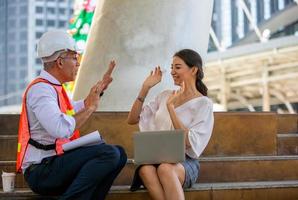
[73,0,214,111]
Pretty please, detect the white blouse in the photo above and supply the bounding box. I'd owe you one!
[139,90,214,159]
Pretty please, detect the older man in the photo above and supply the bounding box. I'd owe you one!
[16,30,127,200]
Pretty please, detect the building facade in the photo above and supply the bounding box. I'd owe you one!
[210,0,297,51]
[0,0,74,106]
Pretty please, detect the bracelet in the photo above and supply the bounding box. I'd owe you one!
[137,96,145,103]
[99,92,104,97]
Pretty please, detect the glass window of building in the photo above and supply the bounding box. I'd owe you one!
[36,19,43,26]
[0,45,4,54]
[284,0,294,5]
[9,32,16,40]
[20,83,26,90]
[20,18,27,28]
[36,6,43,13]
[47,20,55,27]
[20,31,27,40]
[8,84,16,91]
[20,44,27,52]
[20,57,27,64]
[36,58,42,64]
[8,71,16,79]
[8,58,16,65]
[270,0,279,14]
[20,5,27,15]
[256,0,264,23]
[7,7,16,15]
[20,69,27,78]
[8,45,15,53]
[36,32,43,39]
[58,20,66,27]
[47,7,55,15]
[8,19,16,28]
[59,8,65,15]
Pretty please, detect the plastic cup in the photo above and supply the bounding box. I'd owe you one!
[2,171,16,192]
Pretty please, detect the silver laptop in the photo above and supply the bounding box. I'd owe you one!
[133,130,185,165]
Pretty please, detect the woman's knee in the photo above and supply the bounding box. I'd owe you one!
[157,163,175,179]
[138,165,156,180]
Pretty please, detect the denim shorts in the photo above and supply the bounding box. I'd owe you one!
[181,156,200,188]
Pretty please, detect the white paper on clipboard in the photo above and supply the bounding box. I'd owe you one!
[62,130,104,152]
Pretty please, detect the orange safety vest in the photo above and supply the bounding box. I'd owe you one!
[16,78,80,173]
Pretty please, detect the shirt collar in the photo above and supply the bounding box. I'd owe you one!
[39,70,62,85]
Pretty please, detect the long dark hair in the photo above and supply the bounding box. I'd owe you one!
[174,49,208,96]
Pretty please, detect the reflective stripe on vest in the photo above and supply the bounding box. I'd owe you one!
[16,78,80,173]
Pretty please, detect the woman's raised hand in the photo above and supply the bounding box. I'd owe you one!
[142,66,162,89]
[167,81,185,107]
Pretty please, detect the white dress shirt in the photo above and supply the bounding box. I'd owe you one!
[139,90,214,159]
[22,70,84,173]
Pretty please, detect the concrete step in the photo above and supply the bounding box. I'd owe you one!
[0,112,281,158]
[0,114,19,135]
[277,114,298,134]
[0,135,17,161]
[2,156,298,189]
[277,133,298,155]
[1,181,298,200]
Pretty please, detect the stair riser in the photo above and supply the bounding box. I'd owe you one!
[0,137,17,161]
[0,112,280,159]
[82,113,278,156]
[0,115,19,135]
[2,159,298,188]
[277,114,298,134]
[278,137,298,155]
[199,159,298,183]
[202,113,277,156]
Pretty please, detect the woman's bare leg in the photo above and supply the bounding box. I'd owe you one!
[139,165,166,200]
[157,163,185,200]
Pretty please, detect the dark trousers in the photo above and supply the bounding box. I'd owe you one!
[24,144,127,200]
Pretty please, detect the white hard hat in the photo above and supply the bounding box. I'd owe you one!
[37,30,78,58]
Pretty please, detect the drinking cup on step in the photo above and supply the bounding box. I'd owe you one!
[1,171,16,192]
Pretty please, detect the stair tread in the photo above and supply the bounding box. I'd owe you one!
[2,155,298,165]
[2,180,298,196]
[277,133,298,137]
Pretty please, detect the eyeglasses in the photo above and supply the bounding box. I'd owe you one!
[59,53,80,61]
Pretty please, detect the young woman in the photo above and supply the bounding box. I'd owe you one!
[127,49,214,200]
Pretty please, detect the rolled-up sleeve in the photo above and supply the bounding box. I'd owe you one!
[187,99,214,158]
[72,100,85,112]
[27,83,76,138]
